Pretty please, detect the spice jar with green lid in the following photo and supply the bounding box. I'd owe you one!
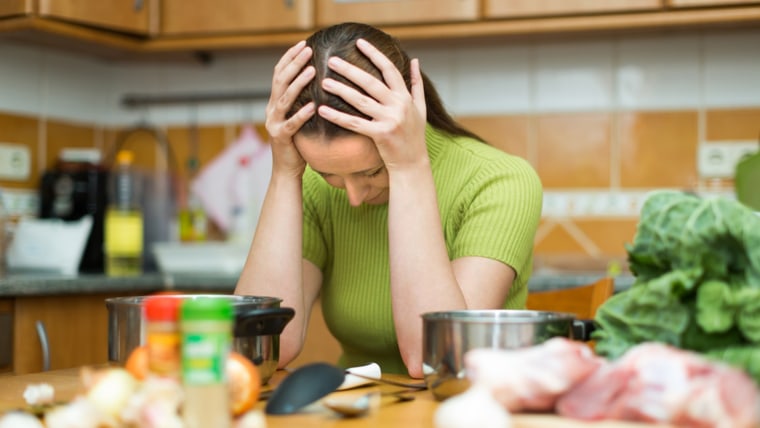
[180,297,233,428]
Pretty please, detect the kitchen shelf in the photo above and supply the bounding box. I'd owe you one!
[2,5,760,62]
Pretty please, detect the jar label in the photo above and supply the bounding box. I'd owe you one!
[181,331,230,385]
[147,331,181,377]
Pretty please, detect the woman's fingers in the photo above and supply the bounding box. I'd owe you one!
[266,41,315,140]
[278,65,316,113]
[355,38,407,91]
[269,42,312,108]
[317,104,370,135]
[284,101,316,135]
[272,41,308,88]
[410,58,427,120]
[324,40,407,105]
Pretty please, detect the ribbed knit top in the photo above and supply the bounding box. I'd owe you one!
[301,125,543,374]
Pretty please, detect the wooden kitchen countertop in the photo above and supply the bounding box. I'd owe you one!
[0,367,672,427]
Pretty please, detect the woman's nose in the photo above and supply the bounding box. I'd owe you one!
[344,179,368,206]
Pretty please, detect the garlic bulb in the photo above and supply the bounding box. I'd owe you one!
[434,385,512,428]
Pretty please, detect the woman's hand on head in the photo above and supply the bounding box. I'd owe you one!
[317,38,428,172]
[266,40,316,177]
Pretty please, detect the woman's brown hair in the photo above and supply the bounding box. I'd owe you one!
[287,22,482,142]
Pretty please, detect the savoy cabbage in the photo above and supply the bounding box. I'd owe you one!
[593,190,760,383]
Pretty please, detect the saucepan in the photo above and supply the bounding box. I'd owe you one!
[422,310,594,400]
[105,294,294,384]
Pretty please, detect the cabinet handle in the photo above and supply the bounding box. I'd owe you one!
[133,0,143,12]
[35,320,51,372]
[284,0,294,8]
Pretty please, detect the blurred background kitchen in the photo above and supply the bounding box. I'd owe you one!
[2,0,760,377]
[1,0,759,279]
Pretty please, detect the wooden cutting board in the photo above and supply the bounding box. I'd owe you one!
[0,368,675,428]
[513,415,673,427]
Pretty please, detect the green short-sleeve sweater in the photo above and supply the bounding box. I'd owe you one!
[302,125,543,373]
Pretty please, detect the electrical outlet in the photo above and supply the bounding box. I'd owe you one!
[698,141,758,179]
[1,189,38,217]
[0,143,31,181]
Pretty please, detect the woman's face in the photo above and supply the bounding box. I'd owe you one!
[294,133,389,206]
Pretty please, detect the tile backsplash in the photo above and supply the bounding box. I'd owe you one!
[1,27,759,268]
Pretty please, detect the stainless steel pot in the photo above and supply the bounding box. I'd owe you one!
[105,294,294,384]
[422,309,594,400]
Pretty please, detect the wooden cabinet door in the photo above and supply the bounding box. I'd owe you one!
[484,0,662,18]
[666,0,760,6]
[316,0,479,27]
[0,299,12,374]
[0,0,33,17]
[161,0,313,36]
[12,294,124,374]
[36,0,158,35]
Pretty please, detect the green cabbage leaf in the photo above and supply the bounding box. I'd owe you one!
[593,190,760,383]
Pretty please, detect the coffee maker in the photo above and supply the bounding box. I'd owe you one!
[38,148,108,273]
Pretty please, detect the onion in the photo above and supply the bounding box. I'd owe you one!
[0,412,45,428]
[23,383,55,406]
[44,397,103,428]
[434,385,512,428]
[83,367,139,420]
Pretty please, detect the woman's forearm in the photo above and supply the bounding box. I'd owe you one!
[235,170,306,364]
[387,159,466,378]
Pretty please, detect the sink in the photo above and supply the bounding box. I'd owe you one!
[152,242,249,276]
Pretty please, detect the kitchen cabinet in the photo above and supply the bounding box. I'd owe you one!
[1,0,760,60]
[667,0,760,6]
[484,0,662,18]
[161,0,312,36]
[316,0,479,27]
[11,292,140,375]
[36,0,158,36]
[0,0,32,18]
[0,299,11,374]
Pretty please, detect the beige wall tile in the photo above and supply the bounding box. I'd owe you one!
[536,113,612,189]
[575,219,638,257]
[456,114,531,161]
[705,108,760,141]
[533,221,590,255]
[619,110,698,189]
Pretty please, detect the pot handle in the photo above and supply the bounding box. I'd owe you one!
[35,320,51,372]
[571,319,597,342]
[234,307,295,337]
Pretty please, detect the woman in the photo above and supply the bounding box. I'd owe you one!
[235,22,542,378]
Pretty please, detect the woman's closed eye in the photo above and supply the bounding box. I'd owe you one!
[314,166,384,179]
[366,167,384,178]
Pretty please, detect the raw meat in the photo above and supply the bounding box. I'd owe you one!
[556,342,760,428]
[464,337,604,412]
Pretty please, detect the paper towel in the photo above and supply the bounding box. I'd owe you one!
[191,125,272,243]
[338,363,383,391]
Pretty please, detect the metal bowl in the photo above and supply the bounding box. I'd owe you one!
[422,309,588,400]
[105,294,294,384]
